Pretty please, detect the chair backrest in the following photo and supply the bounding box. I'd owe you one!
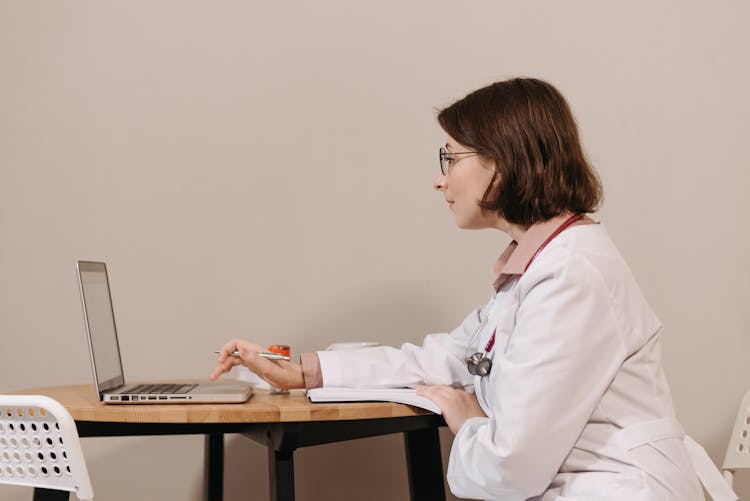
[0,395,93,501]
[722,388,750,487]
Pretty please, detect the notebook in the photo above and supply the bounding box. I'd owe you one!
[307,387,442,414]
[76,260,253,404]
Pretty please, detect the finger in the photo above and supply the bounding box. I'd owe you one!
[218,340,265,363]
[417,385,461,407]
[416,385,452,396]
[238,351,292,384]
[209,366,224,381]
[417,391,449,412]
[235,342,273,362]
[209,362,228,381]
[209,355,240,380]
[217,339,241,363]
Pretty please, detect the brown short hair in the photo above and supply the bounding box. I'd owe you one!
[437,78,603,226]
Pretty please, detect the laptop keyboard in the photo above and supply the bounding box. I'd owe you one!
[124,383,198,395]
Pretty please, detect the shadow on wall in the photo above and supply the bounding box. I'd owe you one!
[81,435,208,501]
[223,428,465,501]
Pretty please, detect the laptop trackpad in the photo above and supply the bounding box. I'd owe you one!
[190,381,253,394]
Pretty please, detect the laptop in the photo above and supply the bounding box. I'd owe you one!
[76,260,253,404]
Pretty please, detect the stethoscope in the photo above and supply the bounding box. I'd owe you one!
[464,309,496,377]
[463,213,584,378]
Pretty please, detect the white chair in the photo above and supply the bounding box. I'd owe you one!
[0,395,93,500]
[723,387,750,491]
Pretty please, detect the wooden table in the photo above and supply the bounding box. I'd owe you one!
[13,384,446,501]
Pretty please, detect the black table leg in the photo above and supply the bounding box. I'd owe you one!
[205,432,224,501]
[404,428,446,501]
[268,448,295,501]
[33,488,69,500]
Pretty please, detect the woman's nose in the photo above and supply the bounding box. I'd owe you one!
[433,174,447,191]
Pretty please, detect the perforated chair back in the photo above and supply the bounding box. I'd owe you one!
[722,388,750,488]
[0,395,93,500]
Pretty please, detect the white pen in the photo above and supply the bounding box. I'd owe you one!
[213,350,290,361]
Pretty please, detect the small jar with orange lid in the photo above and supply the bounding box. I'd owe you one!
[267,345,291,394]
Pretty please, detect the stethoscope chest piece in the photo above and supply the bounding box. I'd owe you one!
[466,352,492,377]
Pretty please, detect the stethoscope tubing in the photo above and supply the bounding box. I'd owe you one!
[464,213,584,377]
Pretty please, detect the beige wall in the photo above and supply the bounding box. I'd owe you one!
[1,1,749,500]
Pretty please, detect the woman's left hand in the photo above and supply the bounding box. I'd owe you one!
[416,385,487,434]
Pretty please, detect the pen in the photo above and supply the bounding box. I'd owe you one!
[213,350,291,361]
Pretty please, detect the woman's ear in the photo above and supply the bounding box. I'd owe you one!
[487,168,502,193]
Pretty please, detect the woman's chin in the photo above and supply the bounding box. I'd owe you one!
[454,216,497,231]
[454,218,479,230]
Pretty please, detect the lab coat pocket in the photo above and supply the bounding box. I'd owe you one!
[614,418,704,501]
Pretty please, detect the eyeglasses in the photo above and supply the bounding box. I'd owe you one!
[439,147,479,176]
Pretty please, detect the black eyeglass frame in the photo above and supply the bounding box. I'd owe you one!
[439,147,479,176]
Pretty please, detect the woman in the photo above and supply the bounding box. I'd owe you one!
[211,78,727,500]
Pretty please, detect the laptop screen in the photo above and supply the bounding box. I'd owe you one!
[76,261,125,394]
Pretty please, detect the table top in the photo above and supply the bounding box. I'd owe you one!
[9,383,432,424]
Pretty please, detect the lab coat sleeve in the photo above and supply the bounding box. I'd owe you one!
[318,307,483,388]
[447,252,628,500]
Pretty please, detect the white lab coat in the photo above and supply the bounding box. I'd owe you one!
[317,224,731,501]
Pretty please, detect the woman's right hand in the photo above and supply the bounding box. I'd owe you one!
[209,339,305,390]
